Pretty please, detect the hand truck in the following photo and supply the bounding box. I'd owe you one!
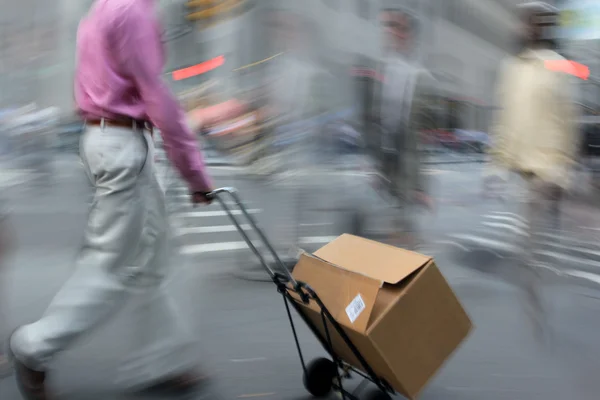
[207,187,396,400]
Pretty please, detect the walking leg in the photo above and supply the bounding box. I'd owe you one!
[9,127,149,371]
[521,176,550,343]
[117,132,200,390]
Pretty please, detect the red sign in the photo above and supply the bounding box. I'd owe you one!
[544,59,589,80]
[172,55,225,80]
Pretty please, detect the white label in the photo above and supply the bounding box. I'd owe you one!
[345,294,366,324]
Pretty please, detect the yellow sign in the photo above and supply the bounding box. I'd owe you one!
[186,0,246,21]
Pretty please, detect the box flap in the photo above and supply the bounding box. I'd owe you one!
[313,234,431,285]
[292,253,382,333]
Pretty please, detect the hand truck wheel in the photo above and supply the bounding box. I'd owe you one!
[303,357,337,397]
[363,387,392,400]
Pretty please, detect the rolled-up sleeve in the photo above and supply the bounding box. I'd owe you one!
[110,4,212,192]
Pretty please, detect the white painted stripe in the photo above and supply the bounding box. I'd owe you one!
[524,231,600,251]
[179,236,336,255]
[230,357,267,363]
[180,241,249,254]
[176,224,250,235]
[563,270,600,285]
[534,250,600,267]
[581,226,600,232]
[464,227,600,252]
[434,240,471,252]
[171,195,247,207]
[475,227,516,240]
[481,222,527,236]
[483,215,528,228]
[300,222,334,227]
[536,241,600,258]
[175,209,261,218]
[481,228,600,250]
[448,233,518,252]
[423,169,450,175]
[299,236,338,244]
[487,211,527,223]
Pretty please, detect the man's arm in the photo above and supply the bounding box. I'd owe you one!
[110,4,212,193]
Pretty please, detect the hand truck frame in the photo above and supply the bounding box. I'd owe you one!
[207,187,396,400]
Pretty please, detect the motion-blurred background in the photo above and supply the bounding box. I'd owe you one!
[2,1,600,399]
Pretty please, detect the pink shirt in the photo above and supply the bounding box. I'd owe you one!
[75,0,212,192]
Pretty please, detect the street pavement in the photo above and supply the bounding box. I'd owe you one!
[2,157,600,399]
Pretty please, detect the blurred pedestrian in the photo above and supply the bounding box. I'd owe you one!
[4,0,232,398]
[258,6,318,175]
[376,6,436,249]
[252,6,319,266]
[487,2,578,338]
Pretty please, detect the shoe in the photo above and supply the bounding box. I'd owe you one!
[6,331,52,400]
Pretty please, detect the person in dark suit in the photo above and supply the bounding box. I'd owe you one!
[375,6,436,248]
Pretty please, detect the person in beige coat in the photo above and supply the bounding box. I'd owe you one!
[488,2,578,338]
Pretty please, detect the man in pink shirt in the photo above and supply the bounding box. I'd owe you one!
[7,0,231,398]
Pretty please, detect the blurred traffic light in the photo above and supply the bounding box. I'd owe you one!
[185,0,246,22]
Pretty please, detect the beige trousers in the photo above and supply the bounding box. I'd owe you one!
[10,126,196,387]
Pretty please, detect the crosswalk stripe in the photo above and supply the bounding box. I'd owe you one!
[175,209,261,218]
[447,233,517,253]
[487,211,528,223]
[537,232,600,250]
[446,208,600,274]
[481,221,527,236]
[171,195,246,207]
[483,214,528,228]
[538,240,600,257]
[180,236,337,255]
[534,250,600,269]
[176,224,250,235]
[449,230,599,251]
[563,270,600,285]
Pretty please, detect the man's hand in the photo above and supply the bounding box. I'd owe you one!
[191,191,213,205]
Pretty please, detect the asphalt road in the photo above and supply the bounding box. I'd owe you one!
[2,158,600,399]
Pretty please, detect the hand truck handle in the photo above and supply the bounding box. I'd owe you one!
[206,187,299,288]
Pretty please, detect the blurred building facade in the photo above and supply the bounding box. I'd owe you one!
[424,0,521,132]
[1,0,523,133]
[310,0,521,132]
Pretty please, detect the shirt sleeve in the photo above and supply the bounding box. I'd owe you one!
[110,4,212,193]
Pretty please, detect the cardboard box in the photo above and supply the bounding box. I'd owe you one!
[291,234,472,400]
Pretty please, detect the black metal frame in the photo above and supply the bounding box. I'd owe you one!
[207,187,395,399]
